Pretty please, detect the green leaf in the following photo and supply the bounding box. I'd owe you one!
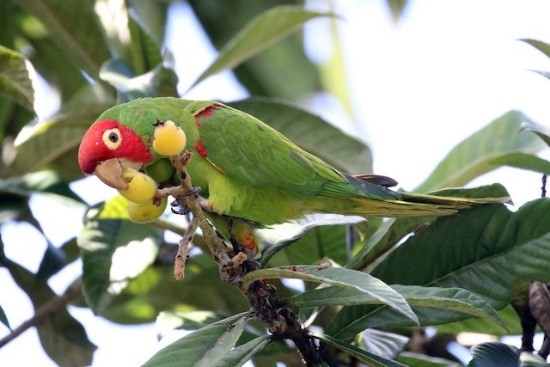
[292,285,503,329]
[0,304,10,330]
[385,0,409,21]
[397,352,462,366]
[10,84,114,176]
[312,333,407,367]
[361,329,409,360]
[77,209,159,313]
[191,6,333,88]
[348,184,510,271]
[5,259,95,366]
[229,97,372,173]
[373,199,550,309]
[127,0,167,46]
[329,199,550,340]
[0,45,34,111]
[242,265,418,324]
[16,0,111,78]
[436,305,521,336]
[142,312,253,367]
[522,121,550,147]
[521,38,550,59]
[212,335,271,367]
[467,342,520,367]
[416,111,547,192]
[100,58,179,101]
[36,241,67,279]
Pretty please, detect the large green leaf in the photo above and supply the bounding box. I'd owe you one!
[190,6,332,88]
[15,0,110,78]
[229,97,372,173]
[373,199,550,307]
[4,259,95,366]
[188,0,321,99]
[313,333,407,367]
[212,335,271,367]
[290,285,503,329]
[77,198,160,313]
[0,45,34,111]
[142,312,253,367]
[329,199,550,340]
[348,184,510,271]
[416,111,548,192]
[242,265,418,324]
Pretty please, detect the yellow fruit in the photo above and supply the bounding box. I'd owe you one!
[127,196,168,223]
[152,120,187,156]
[118,168,157,204]
[145,158,174,183]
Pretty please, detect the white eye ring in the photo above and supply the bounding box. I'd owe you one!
[102,128,122,150]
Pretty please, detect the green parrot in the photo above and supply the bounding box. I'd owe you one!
[78,97,504,228]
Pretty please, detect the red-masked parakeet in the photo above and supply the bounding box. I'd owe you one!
[77,98,504,226]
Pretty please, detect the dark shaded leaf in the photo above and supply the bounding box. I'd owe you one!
[0,304,9,330]
[330,199,550,340]
[36,241,67,279]
[467,342,520,367]
[16,0,110,78]
[0,45,34,111]
[348,184,510,271]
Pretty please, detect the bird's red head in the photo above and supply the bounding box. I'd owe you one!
[78,119,153,174]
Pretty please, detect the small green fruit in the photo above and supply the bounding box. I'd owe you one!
[118,168,157,204]
[127,196,168,223]
[145,159,174,183]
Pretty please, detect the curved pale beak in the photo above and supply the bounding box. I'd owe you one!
[93,158,142,190]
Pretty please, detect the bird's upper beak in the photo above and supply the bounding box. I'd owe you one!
[93,158,142,190]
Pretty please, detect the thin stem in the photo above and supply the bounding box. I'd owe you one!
[0,282,82,348]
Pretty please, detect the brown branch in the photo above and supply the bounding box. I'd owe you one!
[0,282,82,349]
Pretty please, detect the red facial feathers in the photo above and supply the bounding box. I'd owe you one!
[78,119,153,174]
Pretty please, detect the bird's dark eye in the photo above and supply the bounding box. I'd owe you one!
[102,128,122,150]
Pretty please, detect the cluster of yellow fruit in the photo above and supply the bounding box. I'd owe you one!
[119,121,187,223]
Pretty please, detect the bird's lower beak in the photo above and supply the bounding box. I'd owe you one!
[93,158,142,190]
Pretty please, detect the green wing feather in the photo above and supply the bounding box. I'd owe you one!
[193,103,400,201]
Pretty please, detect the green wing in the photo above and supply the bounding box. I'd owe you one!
[194,103,353,198]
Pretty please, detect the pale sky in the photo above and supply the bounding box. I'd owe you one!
[1,1,550,366]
